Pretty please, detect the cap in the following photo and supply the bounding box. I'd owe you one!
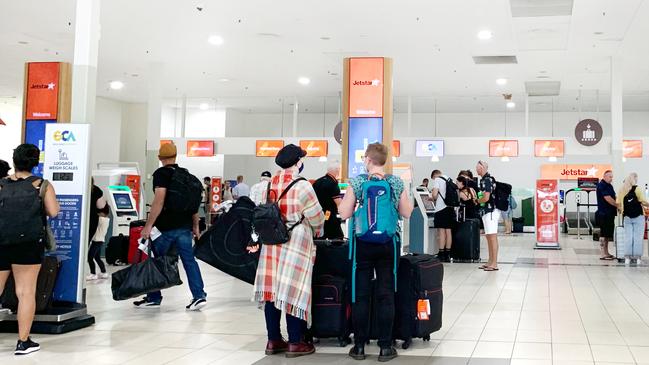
[275,144,307,169]
[158,143,177,159]
[261,171,272,178]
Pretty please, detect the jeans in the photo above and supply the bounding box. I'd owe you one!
[624,215,645,258]
[146,228,206,302]
[264,302,305,344]
[87,241,106,275]
[352,240,396,348]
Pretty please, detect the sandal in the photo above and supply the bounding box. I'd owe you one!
[483,267,499,271]
[479,265,489,269]
[599,255,616,260]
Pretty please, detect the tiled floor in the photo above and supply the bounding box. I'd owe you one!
[2,233,649,364]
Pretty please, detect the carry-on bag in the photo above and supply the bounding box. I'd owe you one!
[615,215,625,262]
[393,253,444,349]
[1,256,60,313]
[310,274,352,347]
[127,220,147,264]
[106,234,129,265]
[452,218,480,263]
[313,239,351,280]
[111,253,183,301]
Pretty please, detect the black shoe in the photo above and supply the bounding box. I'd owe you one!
[349,345,366,360]
[186,298,207,311]
[378,346,398,362]
[15,338,40,355]
[133,297,161,308]
[443,250,452,263]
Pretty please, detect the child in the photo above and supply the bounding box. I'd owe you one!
[87,206,110,280]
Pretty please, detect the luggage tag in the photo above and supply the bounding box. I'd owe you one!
[325,210,331,221]
[251,231,259,243]
[417,299,431,320]
[138,238,152,257]
[150,227,162,241]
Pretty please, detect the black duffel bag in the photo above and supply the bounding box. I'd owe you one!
[111,253,182,301]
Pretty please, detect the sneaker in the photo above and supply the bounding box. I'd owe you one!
[86,274,98,281]
[133,298,161,308]
[99,272,110,279]
[15,338,40,355]
[186,298,207,311]
[625,257,631,265]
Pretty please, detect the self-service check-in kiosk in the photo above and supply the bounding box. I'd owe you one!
[408,188,438,255]
[107,186,138,236]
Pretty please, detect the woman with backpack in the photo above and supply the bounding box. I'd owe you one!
[0,144,60,355]
[616,172,649,265]
[457,175,480,221]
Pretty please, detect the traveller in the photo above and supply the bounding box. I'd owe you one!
[419,178,430,191]
[88,180,107,258]
[596,170,618,260]
[232,175,250,200]
[313,162,344,239]
[136,143,207,310]
[87,206,110,280]
[203,176,211,215]
[248,144,325,358]
[0,159,9,179]
[0,143,60,355]
[250,171,272,206]
[456,175,480,221]
[616,173,649,265]
[476,160,500,271]
[502,195,518,235]
[430,170,456,262]
[223,181,234,201]
[339,142,413,362]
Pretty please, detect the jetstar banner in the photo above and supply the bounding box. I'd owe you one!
[623,140,643,158]
[489,140,519,157]
[540,164,612,180]
[300,140,328,157]
[536,179,560,249]
[187,140,215,157]
[256,140,284,157]
[535,140,565,157]
[349,57,384,118]
[25,62,60,120]
[392,140,401,157]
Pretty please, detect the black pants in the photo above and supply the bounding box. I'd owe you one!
[352,240,396,348]
[88,241,106,275]
[264,302,305,344]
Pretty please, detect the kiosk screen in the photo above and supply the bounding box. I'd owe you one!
[114,193,134,210]
[420,193,435,211]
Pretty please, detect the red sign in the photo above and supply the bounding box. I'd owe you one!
[392,140,401,157]
[300,140,328,157]
[535,140,565,157]
[160,139,173,147]
[209,177,222,213]
[187,140,215,157]
[25,62,60,120]
[536,179,560,248]
[541,164,612,180]
[124,175,141,212]
[489,140,519,157]
[256,140,284,157]
[623,140,642,158]
[349,57,384,118]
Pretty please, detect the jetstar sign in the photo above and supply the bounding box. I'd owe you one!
[25,62,60,120]
[541,164,612,180]
[349,57,384,118]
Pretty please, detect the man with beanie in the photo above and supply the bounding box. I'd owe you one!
[135,143,207,310]
[250,171,272,206]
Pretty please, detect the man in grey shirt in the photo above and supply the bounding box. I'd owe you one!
[232,175,250,200]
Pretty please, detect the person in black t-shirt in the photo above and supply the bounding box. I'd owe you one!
[135,143,207,311]
[596,170,618,260]
[313,162,344,239]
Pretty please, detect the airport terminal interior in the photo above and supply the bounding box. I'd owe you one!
[3,0,649,364]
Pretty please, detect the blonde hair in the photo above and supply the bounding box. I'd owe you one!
[619,172,639,198]
[365,143,388,166]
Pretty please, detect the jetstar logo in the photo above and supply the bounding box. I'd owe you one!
[353,79,380,86]
[560,167,598,177]
[30,82,55,90]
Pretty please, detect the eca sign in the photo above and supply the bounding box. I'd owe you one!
[53,130,76,142]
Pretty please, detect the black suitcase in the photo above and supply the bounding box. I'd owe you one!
[313,239,351,280]
[1,256,60,313]
[452,218,480,262]
[513,217,524,233]
[394,254,443,349]
[106,235,129,265]
[310,274,352,347]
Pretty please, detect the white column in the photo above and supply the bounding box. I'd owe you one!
[610,56,624,185]
[70,0,101,123]
[292,99,299,137]
[407,96,412,136]
[144,63,163,203]
[525,94,530,136]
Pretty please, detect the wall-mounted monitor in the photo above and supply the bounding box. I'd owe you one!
[415,140,445,157]
[489,140,519,157]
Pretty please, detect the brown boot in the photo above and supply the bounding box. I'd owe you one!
[286,342,315,358]
[265,339,288,355]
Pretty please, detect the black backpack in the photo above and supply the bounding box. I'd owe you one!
[493,179,512,212]
[624,186,643,218]
[165,166,203,213]
[0,176,45,246]
[252,178,306,245]
[441,177,460,207]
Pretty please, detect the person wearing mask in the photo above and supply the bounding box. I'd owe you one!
[0,144,60,355]
[339,143,413,362]
[250,171,272,206]
[136,143,207,310]
[476,161,500,271]
[430,170,455,262]
[616,172,649,265]
[232,175,250,200]
[596,170,618,260]
[247,144,324,359]
[313,162,344,239]
[223,181,234,202]
[456,175,480,221]
[0,159,10,179]
[419,178,430,191]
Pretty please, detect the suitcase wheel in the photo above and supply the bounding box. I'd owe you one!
[423,335,431,342]
[402,339,412,349]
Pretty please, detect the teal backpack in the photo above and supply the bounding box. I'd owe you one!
[348,174,400,302]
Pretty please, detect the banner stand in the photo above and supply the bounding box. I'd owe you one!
[534,179,562,250]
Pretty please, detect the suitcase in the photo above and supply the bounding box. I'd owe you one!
[615,220,625,262]
[313,239,351,280]
[394,254,443,349]
[128,220,147,264]
[452,218,480,262]
[512,217,524,233]
[107,235,129,265]
[310,274,352,347]
[1,256,60,313]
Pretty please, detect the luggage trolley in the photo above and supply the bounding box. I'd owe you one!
[563,178,599,239]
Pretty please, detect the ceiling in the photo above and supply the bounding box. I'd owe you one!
[1,0,649,112]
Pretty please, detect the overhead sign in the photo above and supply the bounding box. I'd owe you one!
[575,119,603,146]
[256,140,284,157]
[535,179,560,249]
[535,140,565,157]
[25,62,60,120]
[300,140,328,157]
[540,164,612,180]
[489,140,519,157]
[392,140,401,157]
[623,140,642,158]
[187,140,215,157]
[415,140,444,157]
[349,57,384,118]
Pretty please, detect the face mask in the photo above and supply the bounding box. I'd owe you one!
[298,162,304,174]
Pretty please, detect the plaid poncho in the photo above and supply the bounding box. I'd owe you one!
[252,167,325,323]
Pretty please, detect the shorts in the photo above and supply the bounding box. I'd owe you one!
[596,214,615,240]
[0,242,45,270]
[482,209,501,235]
[434,207,456,229]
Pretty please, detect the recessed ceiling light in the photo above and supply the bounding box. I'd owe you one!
[320,36,331,40]
[298,77,310,85]
[496,78,508,85]
[109,81,124,90]
[208,35,224,46]
[218,78,230,82]
[594,31,604,35]
[477,30,493,40]
[506,101,516,108]
[199,103,209,110]
[18,41,29,45]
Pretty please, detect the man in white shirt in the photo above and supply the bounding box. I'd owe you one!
[250,171,272,205]
[232,175,250,200]
[430,169,455,262]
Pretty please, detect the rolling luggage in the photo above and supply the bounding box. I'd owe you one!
[512,217,524,233]
[310,274,352,347]
[313,239,351,280]
[394,254,443,349]
[106,235,129,265]
[1,256,60,313]
[615,216,625,262]
[127,220,147,264]
[452,218,480,263]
